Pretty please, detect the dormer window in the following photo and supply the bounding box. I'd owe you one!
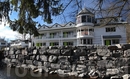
[82,15,86,22]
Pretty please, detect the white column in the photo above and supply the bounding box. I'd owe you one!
[46,41,49,46]
[79,28,81,36]
[60,30,63,46]
[88,27,89,35]
[77,38,79,46]
[101,35,104,45]
[46,32,49,38]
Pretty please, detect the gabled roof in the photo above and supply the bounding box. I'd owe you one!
[51,23,63,28]
[63,21,76,27]
[78,8,94,15]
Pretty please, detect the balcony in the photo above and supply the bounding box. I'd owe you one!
[77,31,94,38]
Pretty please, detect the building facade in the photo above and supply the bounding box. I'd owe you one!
[33,8,127,47]
[0,38,7,49]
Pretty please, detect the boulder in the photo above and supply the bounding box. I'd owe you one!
[50,63,60,69]
[88,69,101,78]
[21,49,28,55]
[33,60,39,66]
[124,50,130,57]
[79,56,86,61]
[48,55,58,63]
[37,61,43,66]
[106,68,119,75]
[39,47,48,55]
[110,76,123,79]
[36,55,40,61]
[122,44,130,50]
[11,59,17,63]
[43,62,51,68]
[28,65,36,70]
[106,60,115,68]
[97,60,107,68]
[4,58,11,63]
[47,49,60,55]
[78,73,87,78]
[58,56,68,61]
[122,74,130,79]
[26,60,33,65]
[29,55,35,60]
[40,55,48,62]
[60,48,72,56]
[77,46,88,56]
[33,49,38,55]
[76,65,87,73]
[97,48,111,56]
[10,55,16,59]
[61,46,74,55]
[57,69,70,77]
[15,50,21,54]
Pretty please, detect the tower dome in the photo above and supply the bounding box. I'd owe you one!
[76,8,95,27]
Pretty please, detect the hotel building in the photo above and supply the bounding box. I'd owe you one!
[32,8,127,47]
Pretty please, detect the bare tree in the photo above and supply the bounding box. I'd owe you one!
[94,0,130,21]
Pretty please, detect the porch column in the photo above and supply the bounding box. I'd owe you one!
[88,27,89,35]
[79,28,81,36]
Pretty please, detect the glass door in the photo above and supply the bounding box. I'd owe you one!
[104,40,111,45]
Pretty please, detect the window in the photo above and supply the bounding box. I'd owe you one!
[43,43,46,46]
[1,43,5,45]
[83,39,86,44]
[50,42,59,46]
[63,31,73,37]
[42,33,46,38]
[104,39,120,45]
[92,17,95,23]
[87,39,93,44]
[63,32,67,37]
[81,16,86,22]
[87,15,91,22]
[106,27,116,32]
[80,38,93,44]
[38,35,42,39]
[50,33,56,38]
[63,42,73,46]
[112,39,119,44]
[89,29,94,32]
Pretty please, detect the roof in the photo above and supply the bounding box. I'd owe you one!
[77,8,94,15]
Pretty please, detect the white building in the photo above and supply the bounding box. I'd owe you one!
[33,8,127,47]
[0,38,7,49]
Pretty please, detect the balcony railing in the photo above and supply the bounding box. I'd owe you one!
[35,35,77,39]
[77,31,94,36]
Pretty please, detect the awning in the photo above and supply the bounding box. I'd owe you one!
[103,35,121,38]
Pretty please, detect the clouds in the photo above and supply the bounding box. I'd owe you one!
[0,22,18,40]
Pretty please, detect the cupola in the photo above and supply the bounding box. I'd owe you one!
[76,8,95,27]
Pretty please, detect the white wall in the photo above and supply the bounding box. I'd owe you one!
[94,25,127,45]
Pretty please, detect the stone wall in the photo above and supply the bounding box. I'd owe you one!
[3,46,130,78]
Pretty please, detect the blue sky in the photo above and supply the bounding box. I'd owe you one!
[0,0,94,41]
